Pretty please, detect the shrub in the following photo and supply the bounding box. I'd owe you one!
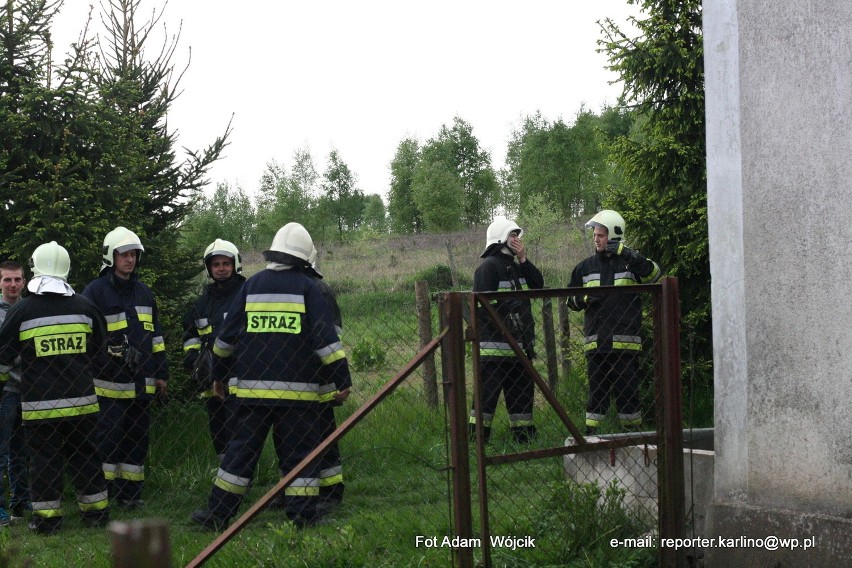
[350,339,387,371]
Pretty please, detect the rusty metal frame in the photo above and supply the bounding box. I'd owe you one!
[459,278,684,567]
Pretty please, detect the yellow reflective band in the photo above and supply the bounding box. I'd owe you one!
[320,349,345,365]
[641,263,662,283]
[583,342,598,352]
[107,320,128,332]
[234,388,322,402]
[612,342,642,351]
[586,418,602,427]
[614,278,637,286]
[510,418,534,427]
[0,373,8,383]
[79,498,109,512]
[214,477,249,495]
[245,301,306,313]
[319,473,344,487]
[213,345,233,358]
[246,312,301,334]
[284,486,320,496]
[184,344,201,353]
[198,325,212,336]
[20,322,91,341]
[481,349,516,357]
[152,343,165,353]
[119,470,145,481]
[144,385,157,394]
[22,402,99,421]
[95,386,136,399]
[33,508,63,519]
[34,333,87,357]
[319,390,339,403]
[136,312,153,323]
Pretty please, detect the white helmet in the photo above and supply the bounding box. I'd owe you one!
[203,239,242,278]
[481,218,522,258]
[585,210,626,242]
[30,241,71,281]
[264,222,313,263]
[101,226,144,273]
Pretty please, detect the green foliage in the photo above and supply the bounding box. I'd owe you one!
[407,264,466,291]
[411,160,464,232]
[520,480,656,568]
[320,149,365,241]
[350,338,387,371]
[599,0,711,382]
[387,138,423,234]
[504,107,624,220]
[421,116,499,226]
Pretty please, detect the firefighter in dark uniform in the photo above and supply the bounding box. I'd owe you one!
[469,219,544,444]
[566,210,661,434]
[82,227,168,508]
[0,242,110,534]
[192,222,352,530]
[270,245,345,511]
[182,239,245,463]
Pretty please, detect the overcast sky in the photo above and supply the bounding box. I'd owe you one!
[51,1,639,200]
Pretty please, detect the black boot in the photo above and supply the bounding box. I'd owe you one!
[468,424,491,444]
[511,425,537,444]
[81,509,110,528]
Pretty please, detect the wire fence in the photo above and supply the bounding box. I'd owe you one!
[0,255,687,568]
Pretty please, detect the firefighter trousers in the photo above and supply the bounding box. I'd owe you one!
[208,403,322,522]
[26,414,109,528]
[97,397,150,501]
[585,351,642,428]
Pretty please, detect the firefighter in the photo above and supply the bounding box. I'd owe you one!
[0,242,110,534]
[566,210,661,434]
[191,223,352,530]
[270,245,345,512]
[82,227,168,508]
[469,218,544,444]
[182,239,245,463]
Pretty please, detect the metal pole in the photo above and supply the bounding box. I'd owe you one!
[442,292,474,568]
[654,277,686,568]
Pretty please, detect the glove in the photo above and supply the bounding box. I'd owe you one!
[605,239,642,265]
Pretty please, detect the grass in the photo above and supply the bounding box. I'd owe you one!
[0,223,680,566]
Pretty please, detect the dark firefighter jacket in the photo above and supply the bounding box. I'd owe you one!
[211,268,352,406]
[0,293,107,422]
[474,252,544,359]
[82,272,169,399]
[182,274,245,396]
[565,249,661,353]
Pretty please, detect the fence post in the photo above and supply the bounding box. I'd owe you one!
[110,519,172,568]
[653,277,686,568]
[540,298,559,392]
[446,239,459,287]
[558,299,571,381]
[441,292,474,568]
[415,280,439,408]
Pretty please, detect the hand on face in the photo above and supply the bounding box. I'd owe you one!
[508,234,526,262]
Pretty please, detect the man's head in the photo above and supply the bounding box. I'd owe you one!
[101,226,144,279]
[203,239,241,282]
[481,218,523,258]
[585,210,626,253]
[0,260,25,304]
